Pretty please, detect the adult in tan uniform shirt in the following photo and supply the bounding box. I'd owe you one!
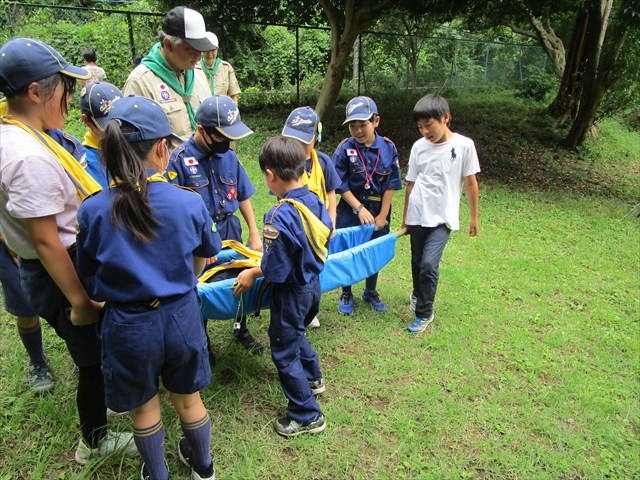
[123,6,215,143]
[197,32,241,104]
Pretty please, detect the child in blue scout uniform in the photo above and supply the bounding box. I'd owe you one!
[0,38,136,465]
[0,235,54,392]
[281,106,340,328]
[332,96,402,315]
[167,94,264,354]
[79,81,123,188]
[76,96,221,480]
[403,94,479,333]
[233,136,332,437]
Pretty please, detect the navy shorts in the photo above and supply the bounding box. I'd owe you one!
[336,198,391,238]
[101,289,211,412]
[0,243,35,317]
[19,255,101,367]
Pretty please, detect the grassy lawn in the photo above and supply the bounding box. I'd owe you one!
[0,92,638,479]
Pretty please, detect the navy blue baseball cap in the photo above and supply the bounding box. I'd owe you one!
[282,106,322,145]
[108,95,179,143]
[343,96,378,125]
[0,38,90,97]
[80,82,123,131]
[196,95,253,140]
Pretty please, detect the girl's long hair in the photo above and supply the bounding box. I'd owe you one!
[101,119,161,243]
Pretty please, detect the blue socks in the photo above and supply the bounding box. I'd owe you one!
[134,420,168,480]
[18,321,45,365]
[181,412,212,470]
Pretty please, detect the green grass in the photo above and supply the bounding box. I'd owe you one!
[0,92,638,479]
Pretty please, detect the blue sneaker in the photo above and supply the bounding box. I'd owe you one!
[410,294,417,313]
[361,290,387,312]
[338,293,354,315]
[407,314,434,333]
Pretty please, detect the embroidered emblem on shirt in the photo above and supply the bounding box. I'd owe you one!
[226,186,237,201]
[263,225,279,240]
[183,157,199,166]
[168,171,178,180]
[211,222,218,233]
[450,147,457,163]
[189,166,198,175]
[161,90,170,101]
[347,149,357,156]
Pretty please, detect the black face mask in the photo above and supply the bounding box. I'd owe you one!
[204,129,230,154]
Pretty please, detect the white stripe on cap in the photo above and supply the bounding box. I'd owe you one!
[183,8,206,40]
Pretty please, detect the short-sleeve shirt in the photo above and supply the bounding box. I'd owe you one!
[86,65,106,83]
[405,132,480,231]
[123,64,211,142]
[167,137,255,222]
[261,185,333,285]
[196,61,241,97]
[77,178,221,303]
[332,133,402,197]
[306,150,341,194]
[0,125,81,259]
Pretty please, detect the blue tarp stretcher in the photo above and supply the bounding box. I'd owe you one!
[197,224,401,320]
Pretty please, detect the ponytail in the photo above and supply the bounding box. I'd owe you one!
[101,119,161,243]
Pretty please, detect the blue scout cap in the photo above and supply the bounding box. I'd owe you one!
[282,106,322,145]
[0,38,91,97]
[80,82,123,131]
[108,95,175,143]
[343,96,378,125]
[195,95,253,140]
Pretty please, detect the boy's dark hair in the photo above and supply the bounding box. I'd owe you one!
[413,94,450,122]
[81,47,97,63]
[259,136,305,181]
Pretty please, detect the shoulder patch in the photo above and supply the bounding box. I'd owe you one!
[167,171,178,180]
[263,224,280,240]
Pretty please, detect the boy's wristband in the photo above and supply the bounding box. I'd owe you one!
[353,204,363,215]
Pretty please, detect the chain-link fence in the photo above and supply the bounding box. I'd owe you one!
[0,2,550,106]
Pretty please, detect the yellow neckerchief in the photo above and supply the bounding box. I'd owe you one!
[1,118,101,200]
[301,149,329,207]
[279,198,330,262]
[109,172,167,189]
[0,98,7,117]
[82,129,100,149]
[198,239,262,282]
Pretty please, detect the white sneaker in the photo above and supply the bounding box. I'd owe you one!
[308,316,321,328]
[107,408,129,418]
[75,430,137,465]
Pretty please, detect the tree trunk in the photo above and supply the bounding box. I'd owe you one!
[352,36,360,94]
[564,0,626,148]
[530,17,566,78]
[546,8,590,124]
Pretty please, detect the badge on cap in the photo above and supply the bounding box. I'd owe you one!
[183,157,199,166]
[263,225,279,240]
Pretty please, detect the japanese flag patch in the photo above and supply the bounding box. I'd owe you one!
[347,149,357,156]
[183,157,199,167]
[263,225,279,240]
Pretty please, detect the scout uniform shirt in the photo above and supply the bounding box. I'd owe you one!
[332,132,402,228]
[167,136,255,236]
[196,61,241,98]
[124,64,211,142]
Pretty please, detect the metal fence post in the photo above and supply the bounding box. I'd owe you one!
[296,26,300,104]
[126,11,136,63]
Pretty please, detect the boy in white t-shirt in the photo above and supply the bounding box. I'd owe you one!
[402,94,480,333]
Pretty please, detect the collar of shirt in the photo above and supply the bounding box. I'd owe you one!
[348,131,383,151]
[281,185,310,200]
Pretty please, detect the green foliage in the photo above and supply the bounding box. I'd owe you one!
[515,66,558,101]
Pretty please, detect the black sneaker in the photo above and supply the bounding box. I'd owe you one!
[309,377,325,395]
[178,438,215,480]
[274,414,326,437]
[234,330,265,355]
[28,359,54,394]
